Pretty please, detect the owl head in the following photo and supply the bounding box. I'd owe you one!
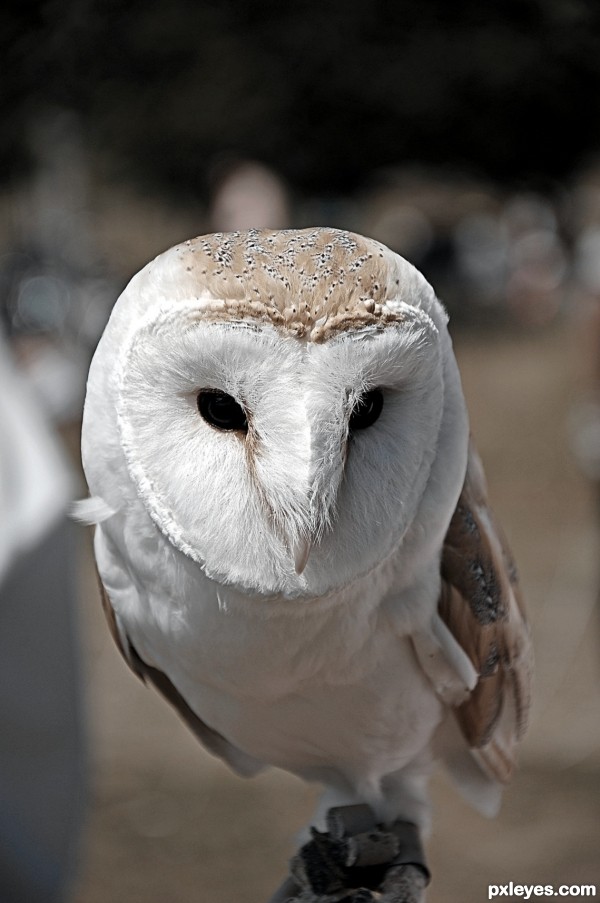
[82,228,468,599]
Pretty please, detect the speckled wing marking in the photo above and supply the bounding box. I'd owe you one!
[440,441,533,783]
[96,574,263,777]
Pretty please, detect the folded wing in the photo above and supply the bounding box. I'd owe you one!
[438,439,533,784]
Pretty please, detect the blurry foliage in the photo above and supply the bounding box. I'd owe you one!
[2,0,600,199]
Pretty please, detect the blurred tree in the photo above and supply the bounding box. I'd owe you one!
[2,0,600,199]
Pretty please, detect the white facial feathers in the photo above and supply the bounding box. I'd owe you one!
[82,227,467,599]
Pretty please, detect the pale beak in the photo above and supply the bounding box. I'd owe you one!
[292,536,312,575]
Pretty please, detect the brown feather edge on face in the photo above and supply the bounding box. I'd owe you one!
[96,573,242,763]
[440,439,533,783]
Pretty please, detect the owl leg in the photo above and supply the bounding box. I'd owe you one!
[266,804,430,903]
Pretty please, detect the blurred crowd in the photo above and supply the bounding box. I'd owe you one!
[4,140,600,424]
[3,122,600,570]
[4,129,600,514]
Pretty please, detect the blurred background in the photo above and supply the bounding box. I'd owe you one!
[1,1,600,901]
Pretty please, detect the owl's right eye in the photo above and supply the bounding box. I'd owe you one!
[197,390,248,432]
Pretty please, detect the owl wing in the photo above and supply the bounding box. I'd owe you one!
[94,541,264,778]
[413,440,532,787]
[439,439,532,783]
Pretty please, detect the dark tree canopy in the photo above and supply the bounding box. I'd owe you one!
[2,0,600,199]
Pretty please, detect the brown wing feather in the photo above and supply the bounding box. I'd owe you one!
[440,439,533,783]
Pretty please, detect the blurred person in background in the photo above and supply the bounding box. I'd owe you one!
[0,326,87,903]
[208,157,291,232]
[0,109,109,903]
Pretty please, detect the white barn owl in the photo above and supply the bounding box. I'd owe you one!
[79,228,532,901]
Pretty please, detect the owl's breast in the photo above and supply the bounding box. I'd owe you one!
[137,590,444,784]
[198,647,442,784]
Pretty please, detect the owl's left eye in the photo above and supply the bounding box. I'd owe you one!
[349,389,384,431]
[197,390,248,432]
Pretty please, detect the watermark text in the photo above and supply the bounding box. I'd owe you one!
[488,884,596,899]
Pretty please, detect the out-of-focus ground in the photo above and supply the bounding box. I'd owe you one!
[70,320,600,903]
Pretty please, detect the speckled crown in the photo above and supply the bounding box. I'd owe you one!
[170,227,408,341]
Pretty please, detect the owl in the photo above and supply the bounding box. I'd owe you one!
[79,228,532,901]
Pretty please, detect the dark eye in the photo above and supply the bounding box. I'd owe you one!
[197,390,248,432]
[349,388,384,431]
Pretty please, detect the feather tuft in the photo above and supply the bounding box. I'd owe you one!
[70,496,117,525]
